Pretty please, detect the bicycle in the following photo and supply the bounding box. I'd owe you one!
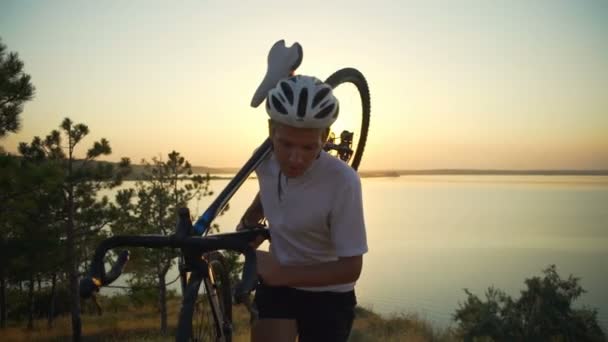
[80,42,371,342]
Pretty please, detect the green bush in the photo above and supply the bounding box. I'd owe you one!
[454,265,606,342]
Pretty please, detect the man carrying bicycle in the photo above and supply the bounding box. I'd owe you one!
[239,66,368,341]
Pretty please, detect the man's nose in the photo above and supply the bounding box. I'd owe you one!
[288,149,304,164]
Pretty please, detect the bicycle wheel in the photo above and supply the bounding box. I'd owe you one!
[323,68,371,171]
[177,252,232,342]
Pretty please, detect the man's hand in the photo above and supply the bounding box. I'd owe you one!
[237,193,266,249]
[236,219,266,249]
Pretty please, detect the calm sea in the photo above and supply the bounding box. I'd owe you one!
[99,175,608,330]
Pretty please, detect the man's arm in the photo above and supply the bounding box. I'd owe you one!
[256,251,363,287]
[237,192,264,229]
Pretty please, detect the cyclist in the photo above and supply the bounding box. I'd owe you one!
[238,74,368,342]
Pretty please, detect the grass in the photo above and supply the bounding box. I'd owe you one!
[2,300,459,341]
[349,306,458,342]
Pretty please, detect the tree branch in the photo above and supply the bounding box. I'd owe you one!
[74,220,112,239]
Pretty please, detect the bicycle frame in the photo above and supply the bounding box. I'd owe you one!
[81,66,370,341]
[80,138,273,341]
[82,65,369,296]
[192,138,272,236]
[181,137,272,340]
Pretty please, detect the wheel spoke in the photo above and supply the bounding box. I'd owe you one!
[185,252,232,341]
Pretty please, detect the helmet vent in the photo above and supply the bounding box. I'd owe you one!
[297,88,308,118]
[314,103,335,119]
[280,81,294,105]
[312,87,330,108]
[272,95,288,115]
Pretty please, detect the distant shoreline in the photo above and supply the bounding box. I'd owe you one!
[57,159,606,181]
[357,169,608,178]
[121,169,608,181]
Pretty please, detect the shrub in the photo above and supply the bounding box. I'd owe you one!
[454,265,606,341]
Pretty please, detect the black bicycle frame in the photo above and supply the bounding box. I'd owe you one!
[192,138,272,236]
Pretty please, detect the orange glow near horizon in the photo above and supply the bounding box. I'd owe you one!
[1,1,607,170]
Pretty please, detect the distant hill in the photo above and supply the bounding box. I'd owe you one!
[190,166,240,175]
[358,169,608,177]
[82,160,608,180]
[123,163,239,180]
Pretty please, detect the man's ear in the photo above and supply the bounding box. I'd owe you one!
[321,127,331,143]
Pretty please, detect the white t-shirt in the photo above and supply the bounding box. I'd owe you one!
[255,150,368,292]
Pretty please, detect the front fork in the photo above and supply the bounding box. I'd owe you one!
[179,256,230,341]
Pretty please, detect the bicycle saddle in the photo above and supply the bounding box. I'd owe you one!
[250,39,303,108]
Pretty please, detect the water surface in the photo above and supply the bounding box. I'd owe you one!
[99,175,608,330]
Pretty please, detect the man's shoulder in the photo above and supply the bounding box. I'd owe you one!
[256,152,277,176]
[318,151,361,185]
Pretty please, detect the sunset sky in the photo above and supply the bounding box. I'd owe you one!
[1,0,607,170]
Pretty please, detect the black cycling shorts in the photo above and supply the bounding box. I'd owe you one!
[254,282,357,342]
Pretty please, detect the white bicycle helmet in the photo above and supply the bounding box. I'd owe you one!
[265,75,339,128]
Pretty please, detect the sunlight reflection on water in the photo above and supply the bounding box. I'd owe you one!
[99,175,608,330]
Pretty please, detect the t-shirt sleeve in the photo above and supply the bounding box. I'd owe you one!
[254,151,273,179]
[329,174,368,257]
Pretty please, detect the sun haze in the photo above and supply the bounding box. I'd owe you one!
[1,0,607,170]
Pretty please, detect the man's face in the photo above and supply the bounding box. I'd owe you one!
[270,122,327,178]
